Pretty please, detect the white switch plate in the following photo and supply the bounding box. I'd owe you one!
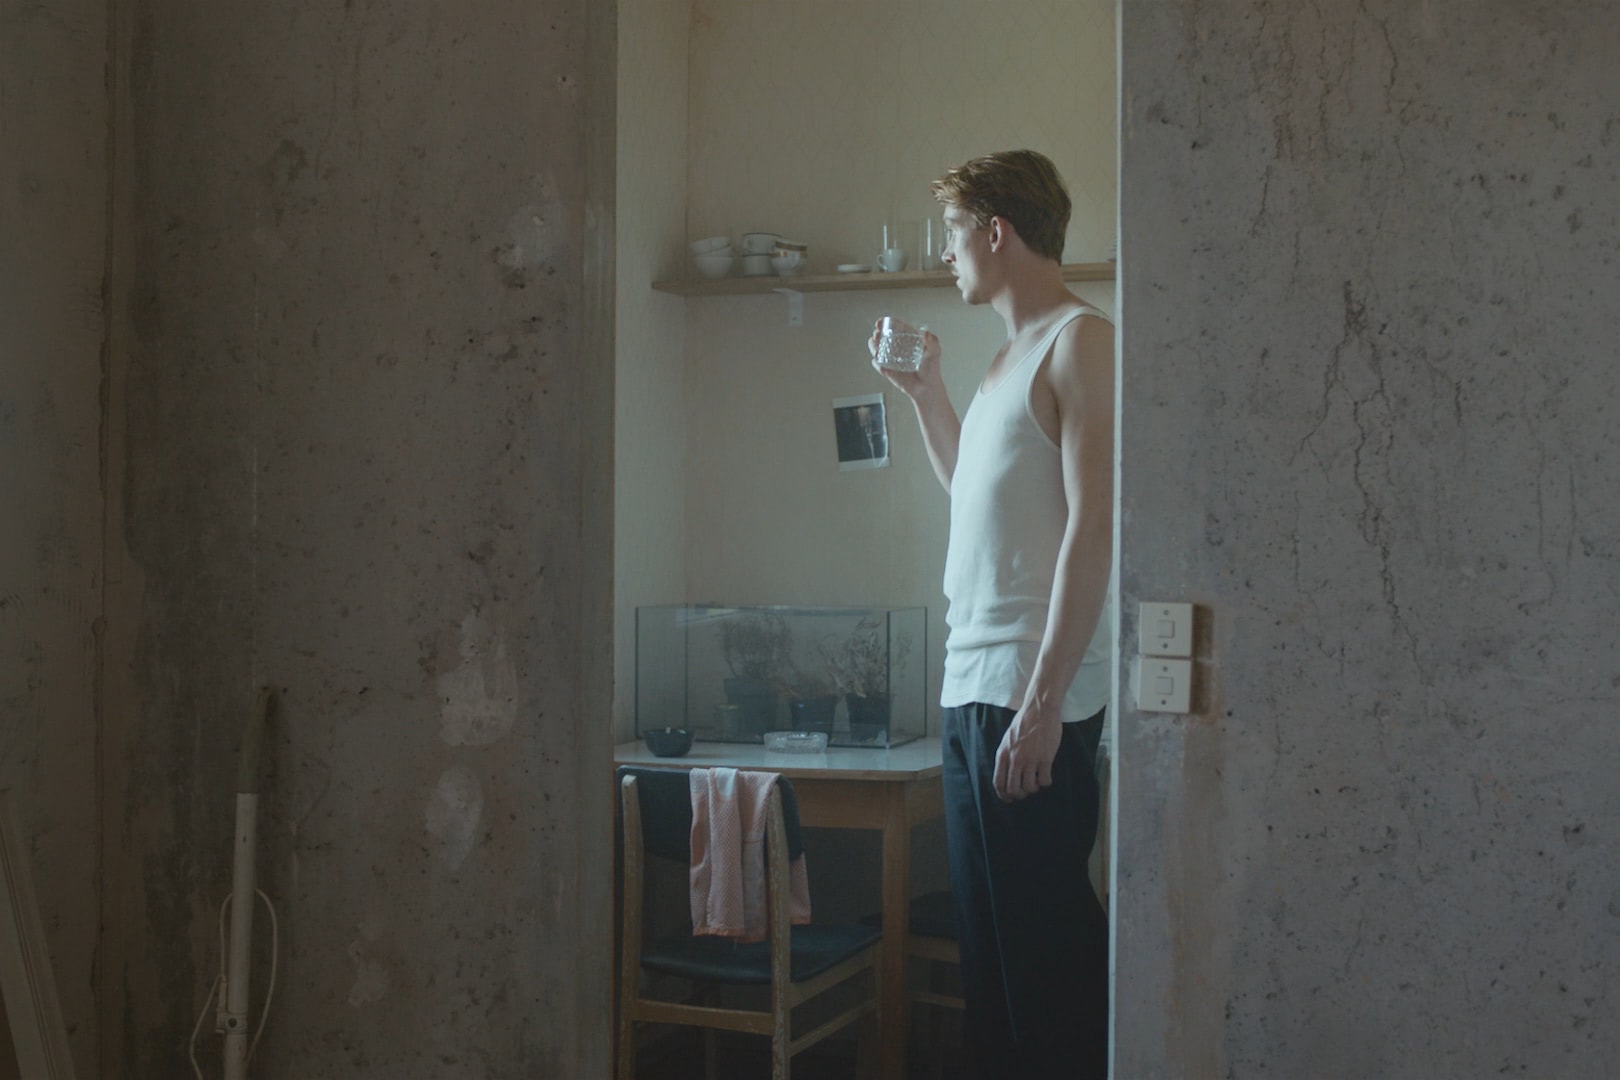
[1137,658,1193,713]
[1138,601,1193,657]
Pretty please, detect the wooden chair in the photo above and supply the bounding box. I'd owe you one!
[876,889,962,1080]
[901,889,963,1010]
[616,769,882,1080]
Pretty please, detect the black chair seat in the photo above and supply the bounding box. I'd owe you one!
[642,923,881,985]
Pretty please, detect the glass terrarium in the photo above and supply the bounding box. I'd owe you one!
[635,604,927,748]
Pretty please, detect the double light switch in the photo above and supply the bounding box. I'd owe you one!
[1137,602,1193,713]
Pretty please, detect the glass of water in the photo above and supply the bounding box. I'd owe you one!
[874,316,927,372]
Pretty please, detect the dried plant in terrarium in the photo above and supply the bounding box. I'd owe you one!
[718,611,792,682]
[775,655,838,701]
[822,615,913,700]
[777,647,840,735]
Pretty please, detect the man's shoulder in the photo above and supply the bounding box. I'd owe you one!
[1058,301,1113,334]
[1048,306,1113,378]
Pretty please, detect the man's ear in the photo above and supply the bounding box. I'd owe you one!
[987,215,1008,252]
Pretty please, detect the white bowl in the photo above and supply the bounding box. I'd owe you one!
[689,235,731,255]
[692,252,735,279]
[770,252,805,276]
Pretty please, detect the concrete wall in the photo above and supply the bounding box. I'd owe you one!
[1115,2,1620,1075]
[0,0,109,1072]
[101,0,615,1074]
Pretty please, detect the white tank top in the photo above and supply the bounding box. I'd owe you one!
[940,305,1113,721]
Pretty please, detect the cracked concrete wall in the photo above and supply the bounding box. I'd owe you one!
[101,0,615,1075]
[1117,2,1620,1076]
[0,0,108,1073]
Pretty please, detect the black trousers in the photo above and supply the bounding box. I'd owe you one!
[942,703,1109,1080]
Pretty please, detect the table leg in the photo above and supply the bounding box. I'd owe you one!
[879,784,911,1080]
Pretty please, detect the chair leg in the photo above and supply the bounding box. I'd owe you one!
[856,967,881,1080]
[928,958,946,1080]
[702,985,719,1080]
[616,1011,636,1080]
[771,998,791,1080]
[771,1030,791,1080]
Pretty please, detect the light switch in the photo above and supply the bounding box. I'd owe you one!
[1137,658,1192,713]
[1139,601,1194,658]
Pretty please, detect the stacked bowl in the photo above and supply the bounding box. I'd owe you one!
[690,235,734,279]
[770,239,808,277]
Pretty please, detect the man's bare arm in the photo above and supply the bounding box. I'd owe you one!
[870,323,960,492]
[993,314,1115,801]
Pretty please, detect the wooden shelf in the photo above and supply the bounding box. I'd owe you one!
[651,261,1115,296]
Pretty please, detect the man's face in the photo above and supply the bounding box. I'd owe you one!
[941,205,991,304]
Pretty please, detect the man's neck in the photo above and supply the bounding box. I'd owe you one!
[988,260,1075,337]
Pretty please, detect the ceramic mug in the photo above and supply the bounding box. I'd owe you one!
[877,247,907,273]
[742,232,782,254]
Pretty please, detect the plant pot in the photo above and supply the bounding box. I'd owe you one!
[844,693,890,746]
[724,677,780,739]
[789,695,837,735]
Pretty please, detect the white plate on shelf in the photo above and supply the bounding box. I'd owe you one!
[836,263,871,274]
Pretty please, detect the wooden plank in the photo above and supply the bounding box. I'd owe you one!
[652,262,1115,296]
[632,999,773,1035]
[790,780,887,829]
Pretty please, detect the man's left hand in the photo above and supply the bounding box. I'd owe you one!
[993,705,1063,802]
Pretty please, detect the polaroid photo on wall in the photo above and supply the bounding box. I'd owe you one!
[833,393,889,471]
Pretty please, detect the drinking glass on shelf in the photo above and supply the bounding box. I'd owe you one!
[878,224,907,273]
[919,218,942,270]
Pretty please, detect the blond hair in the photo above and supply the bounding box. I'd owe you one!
[931,149,1071,261]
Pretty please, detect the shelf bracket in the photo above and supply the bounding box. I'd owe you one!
[771,287,804,327]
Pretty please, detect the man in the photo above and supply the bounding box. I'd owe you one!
[872,149,1113,1079]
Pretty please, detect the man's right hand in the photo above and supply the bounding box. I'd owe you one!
[868,318,942,398]
[868,316,960,492]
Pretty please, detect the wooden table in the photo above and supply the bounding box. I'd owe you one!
[613,737,945,1080]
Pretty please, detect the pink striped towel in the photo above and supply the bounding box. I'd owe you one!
[689,767,811,941]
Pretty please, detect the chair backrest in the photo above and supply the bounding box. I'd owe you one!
[618,769,799,995]
[614,766,806,863]
[615,766,695,862]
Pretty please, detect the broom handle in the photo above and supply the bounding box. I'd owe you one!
[237,686,272,796]
[223,688,273,1080]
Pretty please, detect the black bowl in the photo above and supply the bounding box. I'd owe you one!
[643,728,694,757]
